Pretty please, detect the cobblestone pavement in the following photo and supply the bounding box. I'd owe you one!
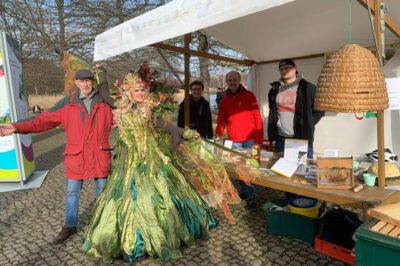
[0,129,346,266]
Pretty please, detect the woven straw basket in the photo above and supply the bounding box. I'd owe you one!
[315,44,388,112]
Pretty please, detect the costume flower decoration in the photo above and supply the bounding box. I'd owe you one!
[114,63,179,119]
[138,61,158,92]
[121,73,145,91]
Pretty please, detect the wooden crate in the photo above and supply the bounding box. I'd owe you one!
[368,202,400,228]
[369,220,400,239]
[317,157,354,189]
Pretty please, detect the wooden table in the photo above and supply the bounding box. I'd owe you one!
[248,172,400,220]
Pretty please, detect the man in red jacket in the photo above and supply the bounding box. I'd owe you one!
[216,70,263,206]
[0,69,114,244]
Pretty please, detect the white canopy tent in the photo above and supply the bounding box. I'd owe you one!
[94,0,400,62]
[94,0,400,164]
[94,0,295,61]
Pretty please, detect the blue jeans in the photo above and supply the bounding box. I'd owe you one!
[232,140,256,200]
[64,178,107,228]
[275,137,314,159]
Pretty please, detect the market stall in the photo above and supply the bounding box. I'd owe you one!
[93,1,400,264]
[94,0,400,183]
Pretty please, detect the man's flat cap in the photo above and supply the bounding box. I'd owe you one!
[75,69,94,80]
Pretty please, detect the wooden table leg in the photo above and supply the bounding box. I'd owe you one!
[362,203,372,221]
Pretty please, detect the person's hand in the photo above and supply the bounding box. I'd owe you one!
[194,132,200,139]
[0,123,16,136]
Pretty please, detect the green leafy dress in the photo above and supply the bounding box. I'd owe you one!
[82,108,218,263]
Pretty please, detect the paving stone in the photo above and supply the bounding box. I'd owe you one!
[275,258,287,266]
[271,246,285,254]
[252,259,265,266]
[265,250,280,260]
[0,129,348,266]
[319,258,329,264]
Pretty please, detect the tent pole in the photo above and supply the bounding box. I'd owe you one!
[357,0,400,38]
[184,34,191,129]
[151,42,254,66]
[374,0,385,188]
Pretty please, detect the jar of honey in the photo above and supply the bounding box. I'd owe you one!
[251,144,261,163]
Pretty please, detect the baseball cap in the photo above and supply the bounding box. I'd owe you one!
[278,58,296,70]
[75,69,94,80]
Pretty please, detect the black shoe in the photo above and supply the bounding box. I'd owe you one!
[246,199,257,209]
[118,252,147,263]
[238,192,247,200]
[136,253,148,262]
[52,226,77,244]
[118,252,130,262]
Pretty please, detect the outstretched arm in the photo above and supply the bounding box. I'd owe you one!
[0,124,16,136]
[156,118,199,151]
[95,65,115,109]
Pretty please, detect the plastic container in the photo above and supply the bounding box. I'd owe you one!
[363,173,376,186]
[353,160,360,171]
[262,199,320,245]
[288,196,319,218]
[355,219,400,266]
[314,234,355,265]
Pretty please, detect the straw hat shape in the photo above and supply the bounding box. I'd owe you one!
[314,44,388,112]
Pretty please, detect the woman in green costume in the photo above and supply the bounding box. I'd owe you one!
[82,73,218,263]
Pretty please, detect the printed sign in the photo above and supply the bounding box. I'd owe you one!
[386,78,400,110]
[0,32,35,182]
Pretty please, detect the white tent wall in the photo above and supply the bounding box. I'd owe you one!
[94,0,400,157]
[251,56,399,157]
[384,49,400,156]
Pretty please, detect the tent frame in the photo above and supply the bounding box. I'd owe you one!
[147,0,399,187]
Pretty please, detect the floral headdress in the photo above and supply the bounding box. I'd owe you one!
[113,72,150,120]
[138,61,157,92]
[120,73,145,92]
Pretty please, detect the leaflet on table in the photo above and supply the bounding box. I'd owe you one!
[304,159,317,181]
[385,186,400,191]
[321,149,339,157]
[284,139,308,163]
[271,158,299,178]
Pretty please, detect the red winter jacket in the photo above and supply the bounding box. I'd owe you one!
[216,85,263,144]
[12,90,114,180]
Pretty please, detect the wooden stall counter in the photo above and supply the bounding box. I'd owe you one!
[247,171,400,220]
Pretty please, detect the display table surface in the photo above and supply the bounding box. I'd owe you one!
[246,172,400,220]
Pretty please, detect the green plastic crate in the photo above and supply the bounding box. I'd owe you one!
[355,219,400,266]
[262,199,320,245]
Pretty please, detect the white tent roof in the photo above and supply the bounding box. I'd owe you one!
[94,0,400,62]
[94,0,294,61]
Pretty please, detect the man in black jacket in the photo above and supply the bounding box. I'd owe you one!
[178,80,214,139]
[268,59,324,158]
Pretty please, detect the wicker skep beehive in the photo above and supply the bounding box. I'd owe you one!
[315,44,388,112]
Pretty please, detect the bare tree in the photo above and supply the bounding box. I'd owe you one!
[0,0,249,96]
[197,31,210,93]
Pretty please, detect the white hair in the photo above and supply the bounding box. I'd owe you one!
[225,70,241,82]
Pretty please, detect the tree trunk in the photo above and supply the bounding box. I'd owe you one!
[56,0,66,60]
[198,32,210,98]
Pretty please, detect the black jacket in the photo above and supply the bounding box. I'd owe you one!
[177,95,214,139]
[267,79,324,143]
